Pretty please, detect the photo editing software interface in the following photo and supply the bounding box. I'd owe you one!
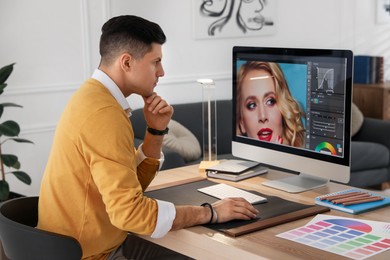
[234,48,352,162]
[305,58,346,157]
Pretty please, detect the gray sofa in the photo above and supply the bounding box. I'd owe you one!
[131,100,390,189]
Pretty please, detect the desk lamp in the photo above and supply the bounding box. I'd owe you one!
[197,79,219,170]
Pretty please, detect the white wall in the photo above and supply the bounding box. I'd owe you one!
[1,0,390,196]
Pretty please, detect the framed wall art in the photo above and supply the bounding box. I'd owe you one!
[193,0,277,39]
[376,0,390,24]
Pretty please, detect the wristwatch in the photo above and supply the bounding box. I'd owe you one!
[147,126,169,135]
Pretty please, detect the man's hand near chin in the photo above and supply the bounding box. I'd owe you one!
[141,92,173,159]
[143,92,173,131]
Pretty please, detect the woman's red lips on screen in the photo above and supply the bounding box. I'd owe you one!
[257,128,272,142]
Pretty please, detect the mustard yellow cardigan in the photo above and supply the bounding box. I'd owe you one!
[37,79,160,259]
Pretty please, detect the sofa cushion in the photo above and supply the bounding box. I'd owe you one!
[170,100,233,156]
[347,168,389,188]
[163,120,201,162]
[351,141,389,172]
[351,102,364,137]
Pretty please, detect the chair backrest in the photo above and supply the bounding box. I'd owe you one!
[0,196,82,260]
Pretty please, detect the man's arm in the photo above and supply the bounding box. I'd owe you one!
[141,93,258,232]
[141,92,173,159]
[172,198,259,230]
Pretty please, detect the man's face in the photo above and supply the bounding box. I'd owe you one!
[126,43,165,97]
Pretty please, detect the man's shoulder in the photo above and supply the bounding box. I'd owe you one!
[78,78,109,95]
[72,79,117,106]
[63,79,124,124]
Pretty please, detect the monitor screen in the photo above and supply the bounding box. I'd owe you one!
[232,46,353,193]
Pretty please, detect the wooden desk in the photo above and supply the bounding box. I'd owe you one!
[353,83,390,120]
[142,164,390,260]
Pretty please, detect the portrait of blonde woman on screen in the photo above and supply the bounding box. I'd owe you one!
[236,61,305,147]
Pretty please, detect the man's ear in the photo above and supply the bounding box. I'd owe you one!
[120,53,133,71]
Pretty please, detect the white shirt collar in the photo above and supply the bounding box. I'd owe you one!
[91,69,132,117]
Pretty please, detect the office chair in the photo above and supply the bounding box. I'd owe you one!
[0,196,82,260]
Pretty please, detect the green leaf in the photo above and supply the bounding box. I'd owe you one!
[13,160,21,169]
[0,83,6,95]
[0,103,23,118]
[1,154,20,168]
[0,63,15,85]
[0,180,10,201]
[10,171,31,185]
[7,138,34,144]
[0,102,23,108]
[0,120,20,137]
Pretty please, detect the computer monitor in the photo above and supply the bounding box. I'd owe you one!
[232,46,353,193]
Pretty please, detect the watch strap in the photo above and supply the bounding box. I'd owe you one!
[147,126,169,135]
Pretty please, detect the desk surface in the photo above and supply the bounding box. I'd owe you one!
[142,164,390,260]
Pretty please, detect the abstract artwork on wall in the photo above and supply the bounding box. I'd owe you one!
[193,0,277,39]
[376,0,390,24]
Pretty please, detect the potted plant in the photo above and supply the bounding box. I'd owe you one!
[0,63,33,201]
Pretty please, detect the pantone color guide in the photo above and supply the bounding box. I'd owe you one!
[277,214,390,259]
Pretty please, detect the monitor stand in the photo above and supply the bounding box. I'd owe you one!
[261,173,329,193]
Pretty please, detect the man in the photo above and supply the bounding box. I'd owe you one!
[38,15,258,259]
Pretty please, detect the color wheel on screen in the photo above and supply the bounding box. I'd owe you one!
[277,214,390,259]
[315,142,337,155]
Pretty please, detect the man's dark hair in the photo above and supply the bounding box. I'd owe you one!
[99,15,166,65]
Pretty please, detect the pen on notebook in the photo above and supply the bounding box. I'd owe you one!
[319,191,364,201]
[332,194,372,204]
[342,196,384,206]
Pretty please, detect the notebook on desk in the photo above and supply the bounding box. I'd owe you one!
[145,179,329,237]
[205,159,261,174]
[315,189,390,214]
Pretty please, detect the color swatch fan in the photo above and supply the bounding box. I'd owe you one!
[278,214,390,259]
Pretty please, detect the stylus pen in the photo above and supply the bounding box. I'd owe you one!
[342,196,384,206]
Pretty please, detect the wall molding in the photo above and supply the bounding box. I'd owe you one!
[80,0,112,79]
[2,72,230,97]
[159,72,231,86]
[103,0,111,22]
[12,72,231,136]
[21,123,56,135]
[81,0,92,79]
[2,82,80,97]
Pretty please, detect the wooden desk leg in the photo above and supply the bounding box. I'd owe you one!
[381,181,390,190]
[368,181,390,191]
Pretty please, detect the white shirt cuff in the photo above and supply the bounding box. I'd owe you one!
[136,144,165,170]
[151,200,176,238]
